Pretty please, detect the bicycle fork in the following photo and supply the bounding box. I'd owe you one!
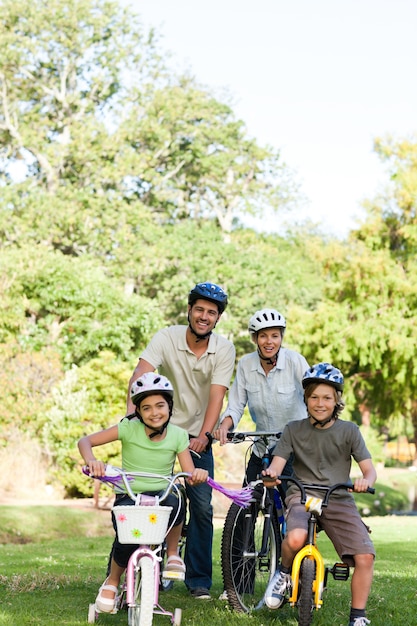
[288,514,325,610]
[126,546,160,606]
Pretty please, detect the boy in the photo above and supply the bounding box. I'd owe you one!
[262,362,376,626]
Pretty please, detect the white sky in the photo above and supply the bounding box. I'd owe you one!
[134,0,417,237]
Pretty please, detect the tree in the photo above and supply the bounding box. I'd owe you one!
[0,245,164,365]
[293,137,417,463]
[119,81,297,239]
[42,351,131,496]
[0,0,298,270]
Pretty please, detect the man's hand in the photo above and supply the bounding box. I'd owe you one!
[189,434,209,454]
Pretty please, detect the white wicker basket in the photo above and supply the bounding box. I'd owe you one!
[113,505,172,544]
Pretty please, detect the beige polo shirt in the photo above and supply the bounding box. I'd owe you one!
[140,325,236,436]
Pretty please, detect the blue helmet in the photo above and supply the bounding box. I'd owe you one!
[188,282,228,314]
[302,363,344,392]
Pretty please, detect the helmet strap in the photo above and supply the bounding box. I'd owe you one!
[147,420,170,438]
[257,346,278,367]
[134,408,170,438]
[187,313,213,342]
[309,408,338,428]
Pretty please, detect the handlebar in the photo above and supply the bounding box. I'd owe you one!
[225,431,282,442]
[83,465,190,503]
[262,475,375,507]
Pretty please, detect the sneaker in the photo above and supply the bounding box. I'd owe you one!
[349,619,370,626]
[264,569,291,609]
[190,587,211,600]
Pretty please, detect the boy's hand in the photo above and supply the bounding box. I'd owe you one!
[352,477,372,493]
[261,469,281,485]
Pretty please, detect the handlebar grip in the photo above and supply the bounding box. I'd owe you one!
[261,474,277,483]
[367,487,375,494]
[205,431,214,451]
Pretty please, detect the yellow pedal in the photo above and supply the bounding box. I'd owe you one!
[162,571,186,581]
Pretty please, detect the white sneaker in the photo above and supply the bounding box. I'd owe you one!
[349,618,370,626]
[264,569,291,609]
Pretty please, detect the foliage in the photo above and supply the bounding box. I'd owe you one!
[0,342,62,442]
[0,245,164,366]
[1,0,417,496]
[42,351,131,496]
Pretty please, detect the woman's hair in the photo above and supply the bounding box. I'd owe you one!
[303,382,345,418]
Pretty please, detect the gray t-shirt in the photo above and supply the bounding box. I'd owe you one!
[273,418,371,501]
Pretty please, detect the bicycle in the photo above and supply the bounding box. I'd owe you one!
[220,431,375,622]
[83,462,250,625]
[220,430,286,613]
[83,464,188,626]
[269,475,375,626]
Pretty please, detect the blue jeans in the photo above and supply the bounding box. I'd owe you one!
[184,447,214,590]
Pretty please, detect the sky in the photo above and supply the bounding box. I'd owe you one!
[133,0,417,238]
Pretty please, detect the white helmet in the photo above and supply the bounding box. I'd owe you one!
[130,373,174,406]
[248,309,286,334]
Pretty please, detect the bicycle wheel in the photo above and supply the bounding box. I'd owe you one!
[297,557,315,626]
[221,500,281,613]
[128,556,155,626]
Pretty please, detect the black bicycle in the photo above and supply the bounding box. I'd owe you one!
[220,431,286,613]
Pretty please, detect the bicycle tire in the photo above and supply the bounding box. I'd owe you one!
[297,557,315,626]
[221,500,281,613]
[129,556,155,626]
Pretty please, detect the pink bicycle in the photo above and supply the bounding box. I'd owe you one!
[83,464,252,626]
[84,465,188,626]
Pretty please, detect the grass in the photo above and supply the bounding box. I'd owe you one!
[1,502,417,626]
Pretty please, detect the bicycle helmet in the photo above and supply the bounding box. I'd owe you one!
[302,363,344,392]
[130,373,174,438]
[130,373,174,406]
[188,282,228,314]
[248,309,286,334]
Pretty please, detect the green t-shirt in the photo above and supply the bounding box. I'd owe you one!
[118,417,189,493]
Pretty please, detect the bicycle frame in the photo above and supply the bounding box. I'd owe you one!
[288,516,325,609]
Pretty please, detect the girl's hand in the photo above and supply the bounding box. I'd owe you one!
[187,468,209,486]
[87,459,106,478]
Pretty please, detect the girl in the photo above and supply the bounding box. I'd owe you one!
[78,372,208,613]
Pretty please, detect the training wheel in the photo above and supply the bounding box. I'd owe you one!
[87,603,97,623]
[173,607,182,625]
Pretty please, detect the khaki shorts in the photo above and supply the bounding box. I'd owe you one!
[285,493,375,567]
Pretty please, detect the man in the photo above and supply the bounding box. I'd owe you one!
[127,282,235,599]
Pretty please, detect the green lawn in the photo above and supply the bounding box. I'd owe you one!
[0,504,416,625]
